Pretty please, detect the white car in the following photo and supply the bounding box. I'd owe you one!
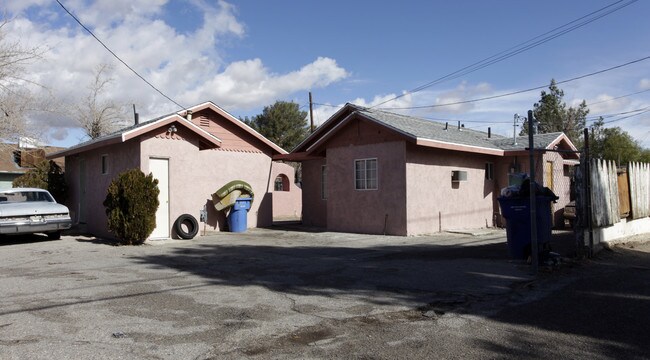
[0,188,72,240]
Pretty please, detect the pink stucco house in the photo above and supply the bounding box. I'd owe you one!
[48,102,301,240]
[279,104,578,236]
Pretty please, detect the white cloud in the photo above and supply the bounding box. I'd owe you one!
[351,92,413,109]
[640,78,650,90]
[429,81,493,113]
[180,57,348,110]
[4,0,49,13]
[587,94,632,114]
[311,105,340,127]
[5,1,348,146]
[309,92,414,127]
[49,127,69,141]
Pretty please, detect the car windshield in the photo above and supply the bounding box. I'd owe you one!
[0,191,54,203]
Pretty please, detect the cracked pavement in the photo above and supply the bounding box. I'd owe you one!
[1,228,646,359]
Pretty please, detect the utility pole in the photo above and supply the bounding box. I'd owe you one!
[309,92,314,133]
[584,128,593,257]
[528,110,538,275]
[513,114,519,145]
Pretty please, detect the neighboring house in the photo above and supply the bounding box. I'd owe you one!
[47,101,300,240]
[0,140,65,189]
[278,104,578,236]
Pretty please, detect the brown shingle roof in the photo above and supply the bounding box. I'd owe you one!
[0,144,66,173]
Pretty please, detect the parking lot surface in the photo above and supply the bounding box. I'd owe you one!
[0,228,562,359]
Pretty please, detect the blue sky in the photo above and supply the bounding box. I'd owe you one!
[6,0,650,148]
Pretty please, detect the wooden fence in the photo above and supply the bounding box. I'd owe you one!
[588,160,650,226]
[628,162,650,219]
[589,159,620,227]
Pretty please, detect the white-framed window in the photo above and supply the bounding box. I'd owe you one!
[355,158,378,190]
[485,162,494,180]
[321,165,327,200]
[101,154,109,175]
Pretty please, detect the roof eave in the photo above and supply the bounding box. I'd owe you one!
[46,135,123,159]
[273,152,324,161]
[292,103,360,153]
[46,115,223,159]
[415,138,504,156]
[305,112,358,154]
[182,102,288,155]
[123,115,222,148]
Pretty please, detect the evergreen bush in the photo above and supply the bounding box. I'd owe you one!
[103,168,160,245]
[12,160,67,203]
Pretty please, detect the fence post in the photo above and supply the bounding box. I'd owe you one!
[584,128,593,257]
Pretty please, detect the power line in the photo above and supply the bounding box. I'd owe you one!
[55,0,186,111]
[602,107,650,124]
[314,97,650,130]
[313,102,342,108]
[371,0,638,108]
[379,55,650,110]
[587,106,650,121]
[589,88,650,105]
[419,116,510,124]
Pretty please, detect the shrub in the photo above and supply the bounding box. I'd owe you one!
[103,168,160,245]
[12,160,67,203]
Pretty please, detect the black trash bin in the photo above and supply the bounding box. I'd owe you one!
[498,196,553,260]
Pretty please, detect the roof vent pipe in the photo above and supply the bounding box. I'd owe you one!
[186,110,193,121]
[133,104,139,125]
[488,127,491,138]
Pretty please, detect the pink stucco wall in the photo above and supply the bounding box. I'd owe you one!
[297,116,576,234]
[64,140,141,239]
[139,132,275,235]
[543,151,573,226]
[405,144,498,234]
[64,118,303,240]
[301,159,327,227]
[270,162,302,220]
[326,141,407,235]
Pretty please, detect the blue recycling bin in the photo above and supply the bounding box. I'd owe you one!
[498,196,553,259]
[227,197,252,233]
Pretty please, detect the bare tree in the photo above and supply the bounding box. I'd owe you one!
[74,63,129,139]
[0,19,46,144]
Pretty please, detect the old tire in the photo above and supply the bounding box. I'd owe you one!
[174,214,198,239]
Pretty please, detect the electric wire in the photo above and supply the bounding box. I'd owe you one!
[379,55,650,110]
[586,106,650,121]
[55,0,186,111]
[589,88,650,105]
[371,0,638,108]
[602,107,650,124]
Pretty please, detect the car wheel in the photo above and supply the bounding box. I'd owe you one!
[174,214,199,239]
[47,231,61,240]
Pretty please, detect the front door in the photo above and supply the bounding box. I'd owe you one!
[149,158,170,239]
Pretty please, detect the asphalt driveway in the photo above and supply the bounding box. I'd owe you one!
[0,228,567,359]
